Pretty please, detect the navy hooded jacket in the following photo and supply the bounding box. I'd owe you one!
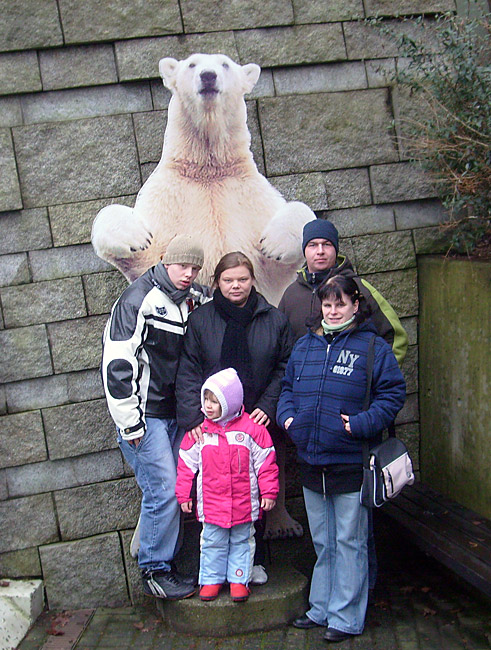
[276,322,406,466]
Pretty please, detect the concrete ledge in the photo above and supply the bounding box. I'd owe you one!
[0,578,44,650]
[156,567,308,637]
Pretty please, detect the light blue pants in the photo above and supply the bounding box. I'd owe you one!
[118,417,184,572]
[199,522,255,586]
[303,487,368,635]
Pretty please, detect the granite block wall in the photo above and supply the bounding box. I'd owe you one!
[0,0,457,608]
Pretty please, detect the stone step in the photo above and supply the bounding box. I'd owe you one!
[0,579,44,650]
[156,566,308,637]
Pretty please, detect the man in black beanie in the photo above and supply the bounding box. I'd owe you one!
[278,218,408,365]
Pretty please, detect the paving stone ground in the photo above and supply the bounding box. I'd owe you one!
[19,505,491,650]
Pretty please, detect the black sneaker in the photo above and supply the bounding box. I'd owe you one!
[142,569,196,600]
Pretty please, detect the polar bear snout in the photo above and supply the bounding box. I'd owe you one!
[199,70,219,96]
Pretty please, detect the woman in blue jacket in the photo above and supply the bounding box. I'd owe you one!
[277,275,405,643]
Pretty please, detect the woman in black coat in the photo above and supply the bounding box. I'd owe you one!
[176,252,295,580]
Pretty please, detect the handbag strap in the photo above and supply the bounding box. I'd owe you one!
[361,335,376,469]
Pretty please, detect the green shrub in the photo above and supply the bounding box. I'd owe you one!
[372,9,490,254]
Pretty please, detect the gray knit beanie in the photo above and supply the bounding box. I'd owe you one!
[161,235,204,268]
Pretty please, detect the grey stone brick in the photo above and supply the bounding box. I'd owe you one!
[141,162,157,184]
[269,173,328,211]
[0,470,6,500]
[401,344,418,394]
[43,399,117,460]
[362,268,418,318]
[323,168,372,210]
[1,277,87,327]
[235,24,346,68]
[259,90,398,175]
[5,374,70,414]
[353,231,416,274]
[0,51,42,96]
[322,205,395,238]
[396,391,418,425]
[0,493,58,553]
[181,0,293,32]
[0,411,47,469]
[133,111,167,163]
[0,253,30,287]
[0,325,52,383]
[395,422,420,470]
[39,45,118,91]
[0,386,5,415]
[29,244,112,282]
[365,58,396,88]
[150,79,172,110]
[116,32,238,82]
[0,97,22,127]
[338,238,356,272]
[248,69,275,99]
[400,316,418,346]
[120,529,145,605]
[364,0,455,17]
[0,208,52,255]
[344,20,400,60]
[0,0,63,51]
[370,162,436,203]
[21,83,152,125]
[13,115,141,208]
[49,195,136,247]
[55,477,140,540]
[413,225,452,255]
[0,547,42,578]
[246,101,266,176]
[292,0,364,22]
[67,369,105,403]
[48,315,108,374]
[394,199,448,230]
[58,0,182,44]
[5,449,124,498]
[39,533,129,610]
[0,129,22,212]
[83,271,128,316]
[391,85,428,160]
[273,62,367,95]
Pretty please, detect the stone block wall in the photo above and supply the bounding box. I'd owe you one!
[0,0,456,608]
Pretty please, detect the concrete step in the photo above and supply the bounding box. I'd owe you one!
[155,566,308,637]
[0,579,44,650]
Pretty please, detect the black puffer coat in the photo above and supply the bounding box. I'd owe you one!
[176,294,294,431]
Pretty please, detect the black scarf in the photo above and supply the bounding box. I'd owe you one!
[213,286,259,407]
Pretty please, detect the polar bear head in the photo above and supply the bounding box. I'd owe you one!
[159,53,261,114]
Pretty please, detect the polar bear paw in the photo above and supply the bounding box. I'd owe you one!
[92,205,153,260]
[258,201,315,265]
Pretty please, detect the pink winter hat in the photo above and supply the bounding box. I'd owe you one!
[201,368,244,422]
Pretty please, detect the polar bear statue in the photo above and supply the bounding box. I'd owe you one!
[91,52,315,305]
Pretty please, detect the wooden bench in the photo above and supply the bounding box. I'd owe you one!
[381,481,491,599]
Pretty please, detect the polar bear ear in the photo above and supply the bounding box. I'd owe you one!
[241,63,261,93]
[159,57,179,90]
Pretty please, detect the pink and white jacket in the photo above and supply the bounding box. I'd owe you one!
[175,411,279,528]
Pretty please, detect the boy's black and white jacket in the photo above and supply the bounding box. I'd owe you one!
[101,263,210,441]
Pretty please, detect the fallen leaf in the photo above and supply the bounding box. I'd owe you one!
[468,542,478,548]
[400,585,416,594]
[133,622,145,630]
[421,586,431,593]
[0,580,10,587]
[422,607,436,617]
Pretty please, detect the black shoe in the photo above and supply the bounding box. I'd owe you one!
[142,570,196,600]
[170,562,198,587]
[292,614,323,629]
[323,627,354,642]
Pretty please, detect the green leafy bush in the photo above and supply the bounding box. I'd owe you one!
[372,9,490,255]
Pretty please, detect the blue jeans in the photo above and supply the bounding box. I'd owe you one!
[303,487,368,635]
[199,522,255,586]
[118,417,184,572]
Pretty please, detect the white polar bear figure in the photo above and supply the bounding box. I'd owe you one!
[91,52,315,305]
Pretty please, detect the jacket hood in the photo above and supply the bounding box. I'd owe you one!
[201,367,244,425]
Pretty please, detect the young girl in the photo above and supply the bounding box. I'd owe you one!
[175,367,279,602]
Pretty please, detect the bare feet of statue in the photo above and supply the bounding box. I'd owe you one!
[263,505,304,540]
